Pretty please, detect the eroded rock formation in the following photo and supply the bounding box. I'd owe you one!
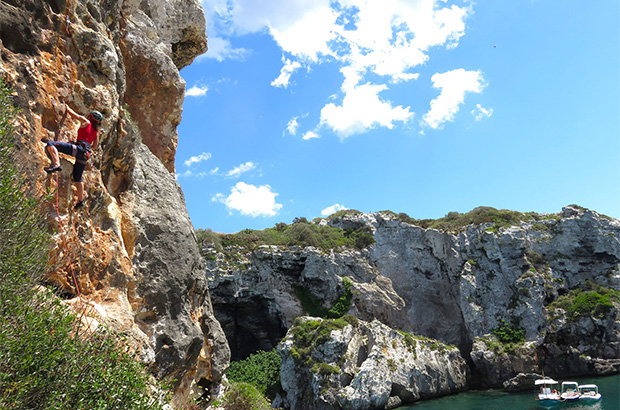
[277,317,468,410]
[206,206,620,406]
[0,0,228,405]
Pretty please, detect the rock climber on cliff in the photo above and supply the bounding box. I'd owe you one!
[44,104,102,210]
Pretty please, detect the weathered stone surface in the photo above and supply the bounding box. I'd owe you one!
[278,317,468,410]
[206,246,406,361]
[120,0,206,174]
[1,0,226,407]
[206,206,620,397]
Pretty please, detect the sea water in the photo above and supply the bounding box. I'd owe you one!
[399,374,619,410]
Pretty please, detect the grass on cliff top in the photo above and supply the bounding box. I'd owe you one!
[0,79,168,410]
[196,217,374,252]
[394,206,544,232]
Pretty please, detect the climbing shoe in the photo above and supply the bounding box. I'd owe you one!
[74,201,84,210]
[45,165,62,173]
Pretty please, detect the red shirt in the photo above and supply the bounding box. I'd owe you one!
[77,122,98,145]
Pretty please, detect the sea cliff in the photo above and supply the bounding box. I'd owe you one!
[204,206,619,408]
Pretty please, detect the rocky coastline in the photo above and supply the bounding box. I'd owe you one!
[205,206,619,408]
[1,1,618,408]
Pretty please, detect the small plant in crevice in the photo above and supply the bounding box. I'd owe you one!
[294,277,354,319]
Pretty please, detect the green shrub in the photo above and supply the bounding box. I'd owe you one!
[294,277,354,319]
[209,218,374,252]
[0,79,167,410]
[195,228,223,251]
[326,277,353,318]
[396,206,538,232]
[289,317,355,368]
[569,291,614,318]
[492,319,525,344]
[215,382,271,410]
[226,349,281,400]
[548,283,619,321]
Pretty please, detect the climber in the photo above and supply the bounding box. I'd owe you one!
[44,104,102,210]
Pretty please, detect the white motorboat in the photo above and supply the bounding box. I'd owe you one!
[578,384,602,401]
[535,378,562,406]
[560,381,581,401]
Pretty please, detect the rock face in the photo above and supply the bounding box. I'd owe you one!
[277,317,468,410]
[206,206,620,404]
[205,245,406,361]
[0,0,228,406]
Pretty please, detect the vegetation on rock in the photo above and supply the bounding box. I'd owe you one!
[210,382,271,410]
[226,349,281,400]
[492,319,526,345]
[395,206,545,232]
[548,281,618,321]
[289,316,359,368]
[294,277,353,319]
[0,80,167,410]
[196,218,375,252]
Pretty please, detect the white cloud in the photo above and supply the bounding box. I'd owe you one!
[226,161,257,178]
[271,58,302,88]
[302,131,320,140]
[213,182,283,217]
[320,82,413,138]
[184,152,212,167]
[186,85,208,97]
[286,117,300,135]
[202,0,475,136]
[471,103,493,121]
[321,203,347,216]
[422,69,486,129]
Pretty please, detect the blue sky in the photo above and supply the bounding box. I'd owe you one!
[177,0,619,233]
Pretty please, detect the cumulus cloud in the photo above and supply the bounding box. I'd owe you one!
[422,69,486,129]
[320,82,413,138]
[471,104,493,121]
[226,161,257,178]
[184,152,212,167]
[321,203,347,216]
[302,131,320,140]
[213,182,283,217]
[271,58,302,88]
[185,85,208,97]
[202,0,476,136]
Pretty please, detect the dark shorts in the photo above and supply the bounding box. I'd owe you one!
[46,141,90,182]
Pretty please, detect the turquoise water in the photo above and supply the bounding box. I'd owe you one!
[400,374,619,410]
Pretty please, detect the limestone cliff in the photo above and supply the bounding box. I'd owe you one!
[277,317,468,410]
[0,0,229,405]
[205,206,619,406]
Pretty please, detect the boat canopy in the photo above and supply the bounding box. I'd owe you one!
[579,384,598,389]
[535,379,558,385]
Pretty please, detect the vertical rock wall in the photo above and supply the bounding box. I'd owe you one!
[0,0,229,405]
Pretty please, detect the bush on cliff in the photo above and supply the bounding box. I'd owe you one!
[549,282,618,321]
[0,79,167,410]
[293,277,353,319]
[397,206,539,231]
[226,349,281,400]
[211,382,271,410]
[206,218,375,252]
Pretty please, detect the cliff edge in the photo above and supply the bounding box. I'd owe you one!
[0,0,229,405]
